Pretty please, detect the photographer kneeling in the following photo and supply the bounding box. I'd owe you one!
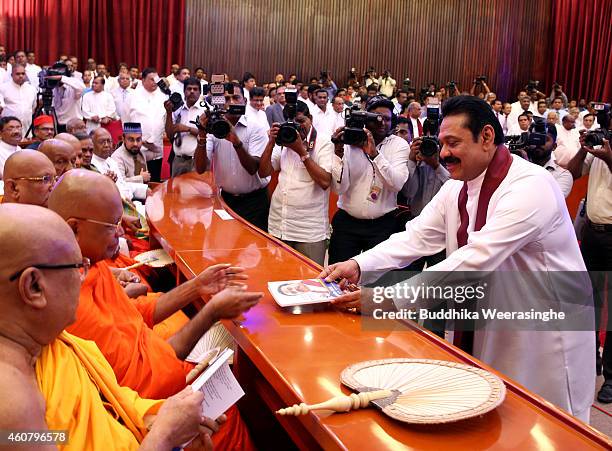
[259,99,333,265]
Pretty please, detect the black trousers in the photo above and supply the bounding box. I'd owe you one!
[147,158,163,182]
[581,221,612,381]
[221,187,269,232]
[328,209,398,264]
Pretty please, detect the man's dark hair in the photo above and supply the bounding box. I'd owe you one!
[583,113,595,120]
[195,66,205,72]
[141,67,157,80]
[441,95,504,145]
[250,86,265,98]
[396,89,409,98]
[397,116,410,125]
[182,77,201,91]
[553,96,563,103]
[25,49,34,55]
[94,75,105,85]
[294,100,312,118]
[332,94,344,103]
[492,99,502,106]
[314,88,328,97]
[74,132,90,141]
[307,83,320,94]
[0,116,21,131]
[129,65,139,71]
[179,66,189,73]
[518,112,530,120]
[242,72,255,84]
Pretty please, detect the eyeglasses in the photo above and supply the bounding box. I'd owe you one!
[69,216,122,231]
[9,257,90,282]
[12,175,57,185]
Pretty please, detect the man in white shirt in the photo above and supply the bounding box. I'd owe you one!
[111,71,133,124]
[580,114,596,132]
[245,87,270,131]
[258,101,333,264]
[331,95,346,131]
[491,99,507,134]
[392,90,409,116]
[111,122,151,185]
[195,84,270,231]
[164,77,204,177]
[406,102,424,142]
[24,50,41,90]
[50,70,86,133]
[507,112,531,136]
[311,88,336,139]
[0,117,22,179]
[89,128,147,200]
[377,71,396,98]
[81,76,119,133]
[328,95,410,263]
[0,64,37,138]
[322,96,595,422]
[507,95,534,129]
[242,72,256,102]
[169,67,190,98]
[299,84,319,116]
[554,115,580,166]
[165,64,180,85]
[549,97,568,120]
[126,67,167,181]
[533,100,549,119]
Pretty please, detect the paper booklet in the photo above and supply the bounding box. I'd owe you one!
[268,278,343,307]
[190,348,245,420]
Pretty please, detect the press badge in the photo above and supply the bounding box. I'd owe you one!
[367,183,382,202]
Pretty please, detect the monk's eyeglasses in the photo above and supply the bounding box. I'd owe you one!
[12,175,57,185]
[69,216,122,231]
[9,257,90,282]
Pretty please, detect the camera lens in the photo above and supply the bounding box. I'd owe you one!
[211,120,230,139]
[277,125,298,145]
[420,137,439,157]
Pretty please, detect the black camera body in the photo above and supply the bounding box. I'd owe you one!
[276,88,300,146]
[156,78,183,112]
[475,75,487,84]
[504,117,548,153]
[420,101,441,157]
[38,61,70,91]
[447,80,457,90]
[584,102,611,147]
[526,80,540,92]
[339,107,382,146]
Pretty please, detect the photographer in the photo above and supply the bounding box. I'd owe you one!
[378,70,396,98]
[194,84,270,231]
[320,71,337,99]
[164,77,204,177]
[258,101,333,264]
[48,65,86,133]
[469,76,490,99]
[328,95,410,263]
[548,83,568,108]
[566,110,612,403]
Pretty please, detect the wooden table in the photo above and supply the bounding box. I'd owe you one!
[147,172,610,450]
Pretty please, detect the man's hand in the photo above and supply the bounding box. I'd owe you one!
[91,115,100,123]
[226,124,241,147]
[105,170,118,182]
[140,169,151,182]
[101,117,111,125]
[319,259,361,285]
[185,414,227,451]
[331,126,345,158]
[194,263,248,296]
[417,149,440,169]
[112,267,141,284]
[164,100,174,113]
[268,123,280,145]
[585,138,612,164]
[123,282,149,298]
[122,214,141,233]
[409,138,421,162]
[207,286,263,321]
[287,133,307,157]
[359,128,378,158]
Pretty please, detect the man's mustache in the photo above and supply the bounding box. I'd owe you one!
[442,155,461,165]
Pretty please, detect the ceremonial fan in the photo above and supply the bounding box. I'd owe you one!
[123,249,175,270]
[185,322,236,383]
[277,358,506,424]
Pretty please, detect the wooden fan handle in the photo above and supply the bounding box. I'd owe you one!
[276,389,392,416]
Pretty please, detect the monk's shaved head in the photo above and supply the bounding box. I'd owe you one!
[55,133,82,168]
[0,204,83,344]
[92,128,113,159]
[2,151,56,206]
[38,139,75,176]
[48,170,124,263]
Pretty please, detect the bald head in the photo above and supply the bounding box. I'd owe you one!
[65,118,86,135]
[0,204,83,345]
[38,139,75,176]
[2,151,56,206]
[92,128,113,159]
[48,170,123,264]
[55,133,82,168]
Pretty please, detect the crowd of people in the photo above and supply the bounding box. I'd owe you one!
[0,44,610,448]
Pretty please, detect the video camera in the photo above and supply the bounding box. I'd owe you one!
[192,74,245,139]
[276,88,300,146]
[37,61,71,114]
[447,81,458,92]
[334,106,382,146]
[584,102,611,147]
[420,98,441,157]
[504,117,548,153]
[155,76,183,112]
[474,75,487,85]
[525,80,540,93]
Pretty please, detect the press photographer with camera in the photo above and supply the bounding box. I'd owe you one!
[258,98,333,264]
[164,77,204,177]
[194,79,270,231]
[566,103,612,403]
[548,82,568,108]
[378,70,396,98]
[328,95,410,263]
[44,62,86,133]
[469,76,490,99]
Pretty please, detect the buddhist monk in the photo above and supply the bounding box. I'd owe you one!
[0,204,222,450]
[38,138,77,176]
[56,132,83,168]
[1,151,56,206]
[49,170,261,449]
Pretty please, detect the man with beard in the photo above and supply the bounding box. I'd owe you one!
[258,101,333,264]
[1,151,56,206]
[112,122,151,183]
[164,78,204,177]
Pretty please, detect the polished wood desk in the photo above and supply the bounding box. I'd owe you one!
[147,173,610,450]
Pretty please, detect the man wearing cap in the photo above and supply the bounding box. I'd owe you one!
[111,122,151,184]
[26,115,55,150]
[0,63,37,138]
[328,95,410,263]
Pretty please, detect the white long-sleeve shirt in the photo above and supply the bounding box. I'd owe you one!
[91,153,147,200]
[52,75,86,124]
[311,106,338,140]
[353,155,594,422]
[0,139,20,179]
[25,63,41,89]
[111,87,132,124]
[332,134,410,219]
[81,90,118,133]
[126,86,167,161]
[0,80,37,137]
[554,124,580,166]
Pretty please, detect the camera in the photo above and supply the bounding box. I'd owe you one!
[155,77,183,112]
[402,78,412,90]
[38,61,70,90]
[584,102,611,147]
[420,99,441,157]
[447,81,457,90]
[504,117,548,153]
[526,80,540,92]
[336,106,382,146]
[276,88,300,146]
[191,74,246,139]
[475,75,487,84]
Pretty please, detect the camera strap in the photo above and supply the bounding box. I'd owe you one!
[306,127,317,151]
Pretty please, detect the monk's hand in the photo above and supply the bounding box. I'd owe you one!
[318,259,361,285]
[122,214,140,233]
[194,263,248,296]
[111,268,141,284]
[123,282,149,298]
[150,386,204,448]
[208,286,263,321]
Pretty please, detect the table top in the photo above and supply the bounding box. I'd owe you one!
[147,172,610,450]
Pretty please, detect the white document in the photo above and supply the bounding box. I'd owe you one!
[191,348,244,420]
[268,279,343,307]
[214,209,234,220]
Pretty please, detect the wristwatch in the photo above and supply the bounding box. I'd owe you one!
[300,153,311,162]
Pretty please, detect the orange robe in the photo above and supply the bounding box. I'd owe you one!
[67,260,254,450]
